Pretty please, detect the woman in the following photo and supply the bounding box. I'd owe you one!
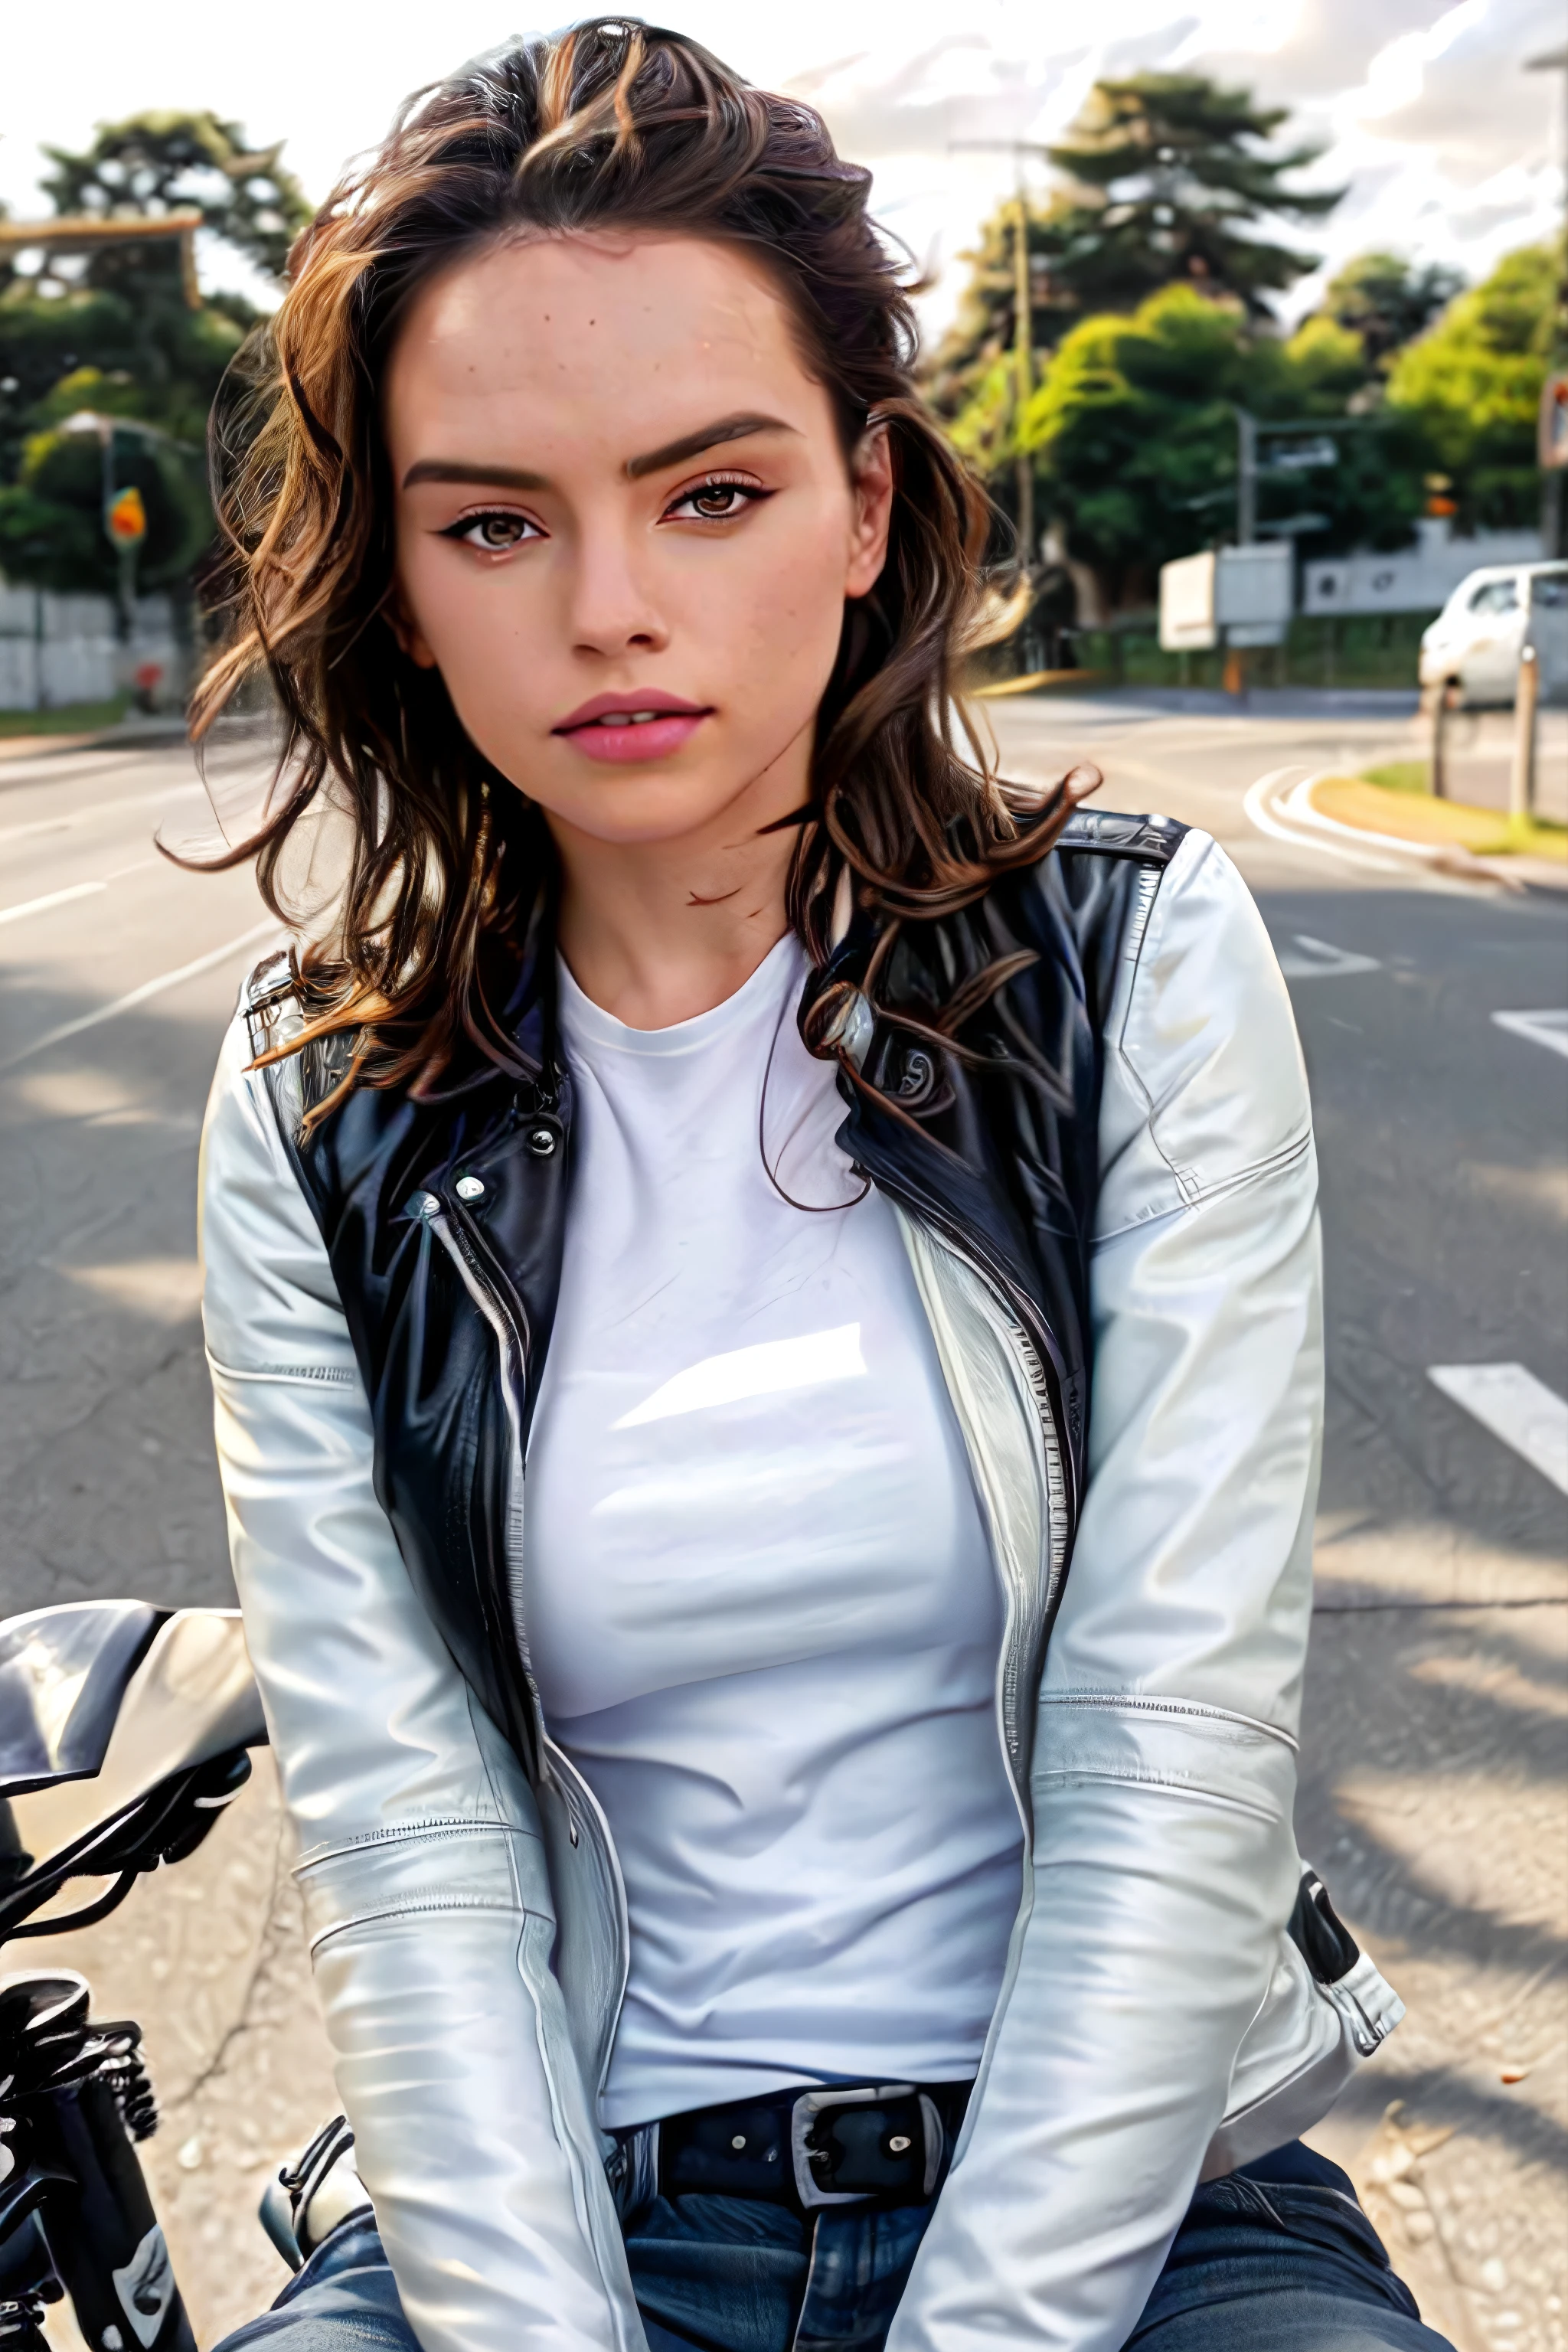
[197,22,1439,2352]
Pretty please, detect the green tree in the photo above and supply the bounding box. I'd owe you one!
[39,112,310,288]
[1386,242,1557,530]
[923,201,1088,423]
[0,112,310,600]
[926,74,1340,450]
[1018,285,1423,609]
[1046,74,1340,319]
[0,416,197,598]
[0,279,250,466]
[1318,250,1464,370]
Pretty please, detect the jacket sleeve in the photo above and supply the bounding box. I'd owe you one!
[888,831,1322,2352]
[199,1008,632,2352]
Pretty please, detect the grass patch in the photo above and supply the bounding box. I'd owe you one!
[1312,773,1568,861]
[1360,760,1432,795]
[1061,611,1436,695]
[0,696,129,740]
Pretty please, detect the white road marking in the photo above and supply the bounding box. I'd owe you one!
[0,920,281,1077]
[0,858,160,930]
[1492,1011,1568,1063]
[1428,1364,1568,1495]
[0,880,106,927]
[0,781,204,850]
[1276,934,1383,980]
[1278,772,1438,866]
[1242,768,1406,871]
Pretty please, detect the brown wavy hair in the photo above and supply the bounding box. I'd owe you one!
[191,15,1085,1106]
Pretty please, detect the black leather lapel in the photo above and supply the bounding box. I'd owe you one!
[802,814,1184,1514]
[271,942,569,1773]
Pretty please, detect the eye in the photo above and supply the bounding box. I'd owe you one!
[439,508,544,553]
[662,473,771,524]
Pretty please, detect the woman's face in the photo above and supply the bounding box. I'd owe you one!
[385,232,893,851]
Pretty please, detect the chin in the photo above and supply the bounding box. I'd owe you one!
[546,780,746,848]
[545,756,788,846]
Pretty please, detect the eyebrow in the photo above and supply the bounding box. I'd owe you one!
[624,412,795,479]
[401,458,547,492]
[400,413,795,496]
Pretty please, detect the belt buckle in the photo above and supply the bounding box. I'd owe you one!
[789,2085,945,2210]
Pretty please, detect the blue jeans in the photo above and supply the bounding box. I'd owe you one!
[219,2142,1452,2352]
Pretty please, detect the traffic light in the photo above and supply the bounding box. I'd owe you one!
[106,484,148,546]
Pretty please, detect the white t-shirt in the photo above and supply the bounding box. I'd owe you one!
[526,933,1023,2128]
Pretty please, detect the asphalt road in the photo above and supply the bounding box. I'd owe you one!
[2,701,1565,2352]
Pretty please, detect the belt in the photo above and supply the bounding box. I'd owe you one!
[612,2079,974,2217]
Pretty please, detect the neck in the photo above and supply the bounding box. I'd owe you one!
[547,736,808,1031]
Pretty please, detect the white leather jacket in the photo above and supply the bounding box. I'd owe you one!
[200,827,1400,2352]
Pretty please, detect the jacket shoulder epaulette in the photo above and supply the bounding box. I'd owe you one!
[1057,808,1187,864]
[242,948,302,1061]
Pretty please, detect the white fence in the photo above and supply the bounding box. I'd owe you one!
[1302,518,1545,619]
[0,581,183,710]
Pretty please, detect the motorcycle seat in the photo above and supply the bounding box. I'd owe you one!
[0,1604,266,1867]
[0,1602,169,1798]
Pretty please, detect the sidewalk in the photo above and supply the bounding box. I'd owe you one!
[0,711,192,763]
[1096,684,1424,720]
[1298,1510,1567,2352]
[1427,707,1568,826]
[29,1494,1567,2352]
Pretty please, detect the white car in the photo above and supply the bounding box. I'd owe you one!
[1419,561,1568,706]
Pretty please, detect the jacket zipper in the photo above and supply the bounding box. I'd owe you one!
[541,1734,635,2096]
[871,1165,1072,1601]
[436,1194,556,1788]
[440,1188,632,2032]
[879,1178,1070,1831]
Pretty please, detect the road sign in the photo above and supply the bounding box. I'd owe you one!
[1539,374,1568,470]
[1160,543,1293,652]
[106,485,146,545]
[1160,550,1217,650]
[1266,438,1338,472]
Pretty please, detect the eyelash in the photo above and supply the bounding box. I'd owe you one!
[436,471,771,552]
[439,509,543,553]
[662,471,772,523]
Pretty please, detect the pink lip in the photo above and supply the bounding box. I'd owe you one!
[552,689,712,765]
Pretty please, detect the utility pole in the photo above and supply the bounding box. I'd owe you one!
[949,138,1052,574]
[1012,191,1034,565]
[98,423,130,642]
[1234,409,1258,546]
[1511,642,1540,825]
[1526,45,1568,557]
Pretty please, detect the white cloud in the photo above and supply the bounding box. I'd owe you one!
[1341,0,1489,124]
[0,0,1560,338]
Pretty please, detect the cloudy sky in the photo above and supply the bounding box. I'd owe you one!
[2,0,1562,334]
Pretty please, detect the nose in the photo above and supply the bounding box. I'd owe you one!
[566,506,669,660]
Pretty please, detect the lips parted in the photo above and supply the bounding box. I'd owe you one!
[550,691,714,762]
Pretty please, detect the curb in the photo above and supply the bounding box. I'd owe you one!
[972,668,1109,700]
[0,716,191,762]
[1089,685,1423,719]
[1298,776,1568,892]
[1242,768,1567,892]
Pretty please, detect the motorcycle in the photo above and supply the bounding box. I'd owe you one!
[1,1602,1390,2352]
[1,1602,367,2352]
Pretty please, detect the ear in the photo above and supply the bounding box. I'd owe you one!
[844,422,893,602]
[387,578,439,670]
